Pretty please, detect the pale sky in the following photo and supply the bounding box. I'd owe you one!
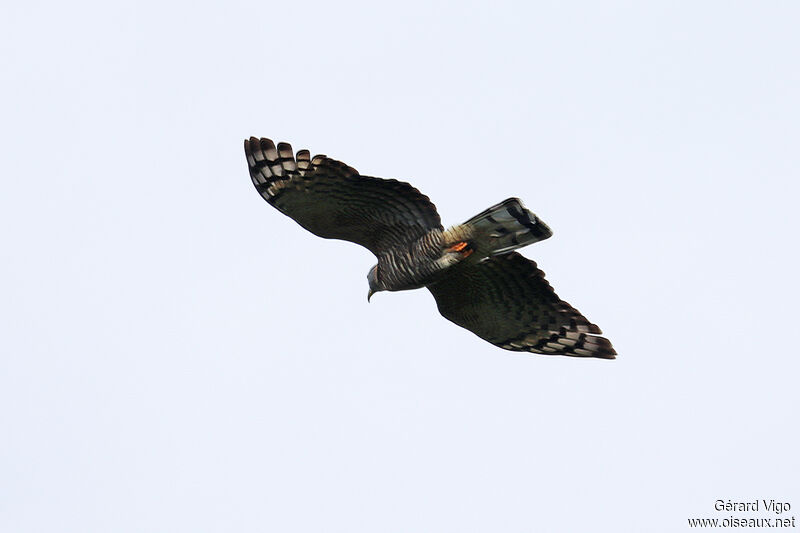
[1,1,798,532]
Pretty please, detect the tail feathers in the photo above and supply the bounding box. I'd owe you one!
[461,198,552,256]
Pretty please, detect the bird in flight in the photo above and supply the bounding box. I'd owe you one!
[245,137,616,359]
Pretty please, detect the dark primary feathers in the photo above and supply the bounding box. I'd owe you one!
[427,252,616,358]
[245,137,616,359]
[245,137,442,255]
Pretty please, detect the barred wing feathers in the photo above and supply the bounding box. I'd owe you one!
[245,137,442,255]
[428,252,616,358]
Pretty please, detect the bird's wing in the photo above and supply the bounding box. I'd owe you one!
[245,137,442,255]
[427,252,616,358]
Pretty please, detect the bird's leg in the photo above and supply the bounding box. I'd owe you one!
[446,241,474,258]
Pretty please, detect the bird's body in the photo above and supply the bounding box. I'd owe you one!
[245,137,616,359]
[371,228,450,292]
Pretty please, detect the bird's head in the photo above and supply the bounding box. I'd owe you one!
[367,264,384,302]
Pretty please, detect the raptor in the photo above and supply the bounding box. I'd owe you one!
[245,137,616,358]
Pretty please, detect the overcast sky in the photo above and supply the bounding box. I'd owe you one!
[1,1,798,532]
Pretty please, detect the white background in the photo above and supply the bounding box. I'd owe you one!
[2,1,798,531]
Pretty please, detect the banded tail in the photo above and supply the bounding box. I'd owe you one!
[454,198,552,257]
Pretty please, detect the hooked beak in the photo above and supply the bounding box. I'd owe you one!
[367,288,375,302]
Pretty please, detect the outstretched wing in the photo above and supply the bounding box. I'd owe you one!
[245,137,442,255]
[427,252,616,358]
